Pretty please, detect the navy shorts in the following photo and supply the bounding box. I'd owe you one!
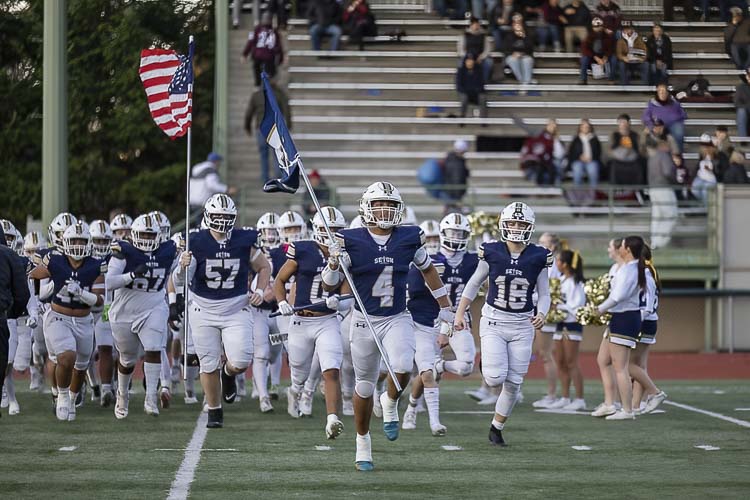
[607,310,642,348]
[638,319,658,345]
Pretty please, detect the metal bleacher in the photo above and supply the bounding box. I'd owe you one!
[226,1,729,272]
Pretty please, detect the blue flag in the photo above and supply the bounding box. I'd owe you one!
[260,72,300,194]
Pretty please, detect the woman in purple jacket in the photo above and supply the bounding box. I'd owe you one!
[641,83,687,153]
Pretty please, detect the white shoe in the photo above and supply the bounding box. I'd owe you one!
[67,398,76,421]
[56,394,70,421]
[430,423,447,437]
[372,390,383,418]
[464,387,490,401]
[605,409,636,421]
[184,390,198,405]
[325,415,344,440]
[547,397,571,409]
[643,391,667,414]
[286,387,300,418]
[591,403,617,418]
[532,395,557,408]
[8,400,20,415]
[477,393,498,406]
[114,390,129,419]
[562,398,587,411]
[299,390,313,417]
[260,396,274,413]
[342,397,354,416]
[402,405,417,430]
[144,394,160,416]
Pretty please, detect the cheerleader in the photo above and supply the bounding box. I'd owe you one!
[531,232,563,409]
[549,250,586,411]
[591,238,624,417]
[592,236,648,420]
[630,246,667,414]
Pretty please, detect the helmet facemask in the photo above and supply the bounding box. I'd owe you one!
[260,228,280,248]
[313,224,344,247]
[424,236,440,254]
[361,199,403,229]
[500,220,534,244]
[92,238,112,258]
[204,212,236,234]
[279,225,304,244]
[131,229,160,252]
[64,236,91,260]
[440,227,470,252]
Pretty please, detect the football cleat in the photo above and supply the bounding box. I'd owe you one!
[643,391,667,414]
[325,416,344,440]
[402,405,417,430]
[269,384,280,401]
[380,392,400,441]
[144,394,160,416]
[465,387,490,401]
[67,398,76,422]
[114,390,129,420]
[488,425,508,447]
[286,387,300,418]
[206,408,224,429]
[221,364,237,404]
[184,391,199,405]
[355,461,375,472]
[591,403,617,418]
[260,396,274,413]
[430,423,447,437]
[160,387,172,409]
[56,395,70,421]
[100,390,115,408]
[342,397,354,416]
[8,400,20,416]
[298,390,313,417]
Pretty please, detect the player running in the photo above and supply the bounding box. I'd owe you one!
[89,220,116,406]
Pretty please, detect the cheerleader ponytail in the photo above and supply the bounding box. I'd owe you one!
[642,244,662,291]
[623,235,646,290]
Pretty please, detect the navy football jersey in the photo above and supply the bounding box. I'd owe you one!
[44,251,106,310]
[287,240,340,312]
[407,254,446,327]
[112,240,176,293]
[442,251,479,306]
[338,225,426,317]
[269,246,288,279]
[480,242,552,314]
[189,228,260,300]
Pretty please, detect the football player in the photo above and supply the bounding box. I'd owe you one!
[274,206,351,438]
[106,214,177,418]
[174,194,271,428]
[110,213,133,241]
[89,220,116,406]
[454,202,551,446]
[30,222,106,421]
[150,211,175,406]
[23,231,47,391]
[419,220,440,254]
[322,182,453,471]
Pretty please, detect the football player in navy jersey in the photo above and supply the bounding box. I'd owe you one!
[30,222,106,421]
[174,194,271,429]
[106,214,178,418]
[322,182,453,471]
[22,230,48,392]
[454,202,552,447]
[89,220,115,407]
[403,213,479,434]
[110,213,133,242]
[274,206,351,439]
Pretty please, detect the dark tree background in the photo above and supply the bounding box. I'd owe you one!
[0,0,216,229]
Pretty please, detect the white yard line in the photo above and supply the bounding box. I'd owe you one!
[443,410,495,415]
[664,401,750,429]
[166,412,208,500]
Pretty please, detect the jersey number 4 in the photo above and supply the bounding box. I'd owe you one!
[373,266,394,308]
[493,276,530,310]
[205,258,241,289]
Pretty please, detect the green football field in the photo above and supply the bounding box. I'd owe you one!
[2,379,749,499]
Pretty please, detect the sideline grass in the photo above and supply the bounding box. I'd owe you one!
[1,380,749,499]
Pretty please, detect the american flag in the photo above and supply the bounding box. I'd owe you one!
[139,38,194,139]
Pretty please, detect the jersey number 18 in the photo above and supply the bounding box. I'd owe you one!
[493,276,530,310]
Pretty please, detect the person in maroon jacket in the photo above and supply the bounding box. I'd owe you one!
[579,16,616,84]
[343,0,377,51]
[241,12,284,87]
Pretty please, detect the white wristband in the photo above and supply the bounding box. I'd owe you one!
[430,286,448,299]
[168,292,177,305]
[322,266,341,287]
[79,290,99,307]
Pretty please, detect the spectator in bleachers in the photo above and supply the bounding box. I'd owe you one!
[434,0,470,20]
[268,0,290,31]
[343,0,377,51]
[504,20,537,84]
[536,0,564,52]
[673,152,692,200]
[441,139,471,202]
[561,0,592,53]
[714,125,734,154]
[615,20,648,85]
[456,54,489,120]
[567,119,602,187]
[244,77,292,184]
[647,139,679,249]
[724,7,749,69]
[734,68,750,137]
[302,170,332,217]
[307,0,343,52]
[609,113,643,184]
[241,12,284,88]
[520,119,559,185]
[700,0,736,22]
[490,0,521,50]
[642,83,688,153]
[594,0,622,36]
[641,118,679,160]
[691,133,729,201]
[725,149,750,183]
[459,16,495,83]
[579,16,616,84]
[646,22,673,85]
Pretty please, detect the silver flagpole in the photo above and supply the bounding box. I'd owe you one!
[295,159,403,393]
[183,35,194,381]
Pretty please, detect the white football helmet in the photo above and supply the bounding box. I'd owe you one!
[23,231,47,257]
[402,206,417,226]
[440,213,471,252]
[312,207,346,247]
[277,210,307,244]
[62,222,92,260]
[359,182,404,229]
[203,193,237,234]
[349,215,365,229]
[256,212,281,249]
[13,228,23,255]
[110,213,133,241]
[131,214,161,252]
[499,202,536,244]
[1,219,18,248]
[149,210,171,243]
[48,212,78,249]
[89,220,113,258]
[419,220,441,254]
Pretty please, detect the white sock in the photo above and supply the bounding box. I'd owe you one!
[118,370,133,396]
[58,387,70,403]
[491,418,504,431]
[144,362,160,397]
[355,432,372,462]
[327,413,339,423]
[5,375,16,403]
[424,387,440,426]
[252,360,269,398]
[159,350,171,388]
[70,392,78,407]
[382,394,399,422]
